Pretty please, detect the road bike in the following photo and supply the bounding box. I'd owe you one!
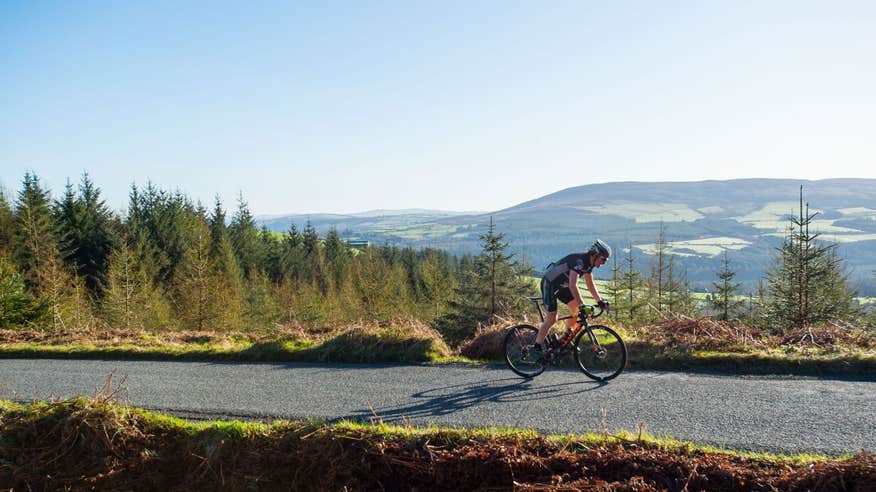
[503,296,627,382]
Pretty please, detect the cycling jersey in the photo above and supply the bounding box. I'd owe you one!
[540,252,596,312]
[543,252,595,289]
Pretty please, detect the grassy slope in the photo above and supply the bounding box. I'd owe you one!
[2,397,872,490]
[0,323,458,364]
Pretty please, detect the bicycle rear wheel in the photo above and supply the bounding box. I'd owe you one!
[574,325,627,382]
[503,324,545,378]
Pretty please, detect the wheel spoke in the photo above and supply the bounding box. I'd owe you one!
[575,325,627,382]
[504,325,545,378]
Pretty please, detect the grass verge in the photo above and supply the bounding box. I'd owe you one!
[460,319,876,378]
[625,343,876,377]
[2,319,874,377]
[0,321,453,364]
[1,397,872,491]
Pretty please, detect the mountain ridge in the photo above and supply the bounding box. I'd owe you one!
[256,178,876,292]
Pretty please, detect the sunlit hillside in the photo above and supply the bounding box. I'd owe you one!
[257,179,876,293]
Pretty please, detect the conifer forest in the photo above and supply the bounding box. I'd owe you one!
[1,173,872,344]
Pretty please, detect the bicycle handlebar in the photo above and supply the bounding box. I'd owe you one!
[527,295,609,322]
[578,303,608,322]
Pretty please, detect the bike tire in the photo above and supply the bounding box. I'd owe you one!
[574,325,627,382]
[503,324,545,378]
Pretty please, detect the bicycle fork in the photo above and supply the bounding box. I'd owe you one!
[584,328,607,357]
[563,324,604,355]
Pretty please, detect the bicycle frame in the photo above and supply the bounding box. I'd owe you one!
[507,296,626,381]
[526,296,599,354]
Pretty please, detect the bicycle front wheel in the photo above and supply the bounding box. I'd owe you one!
[503,324,545,378]
[574,325,627,382]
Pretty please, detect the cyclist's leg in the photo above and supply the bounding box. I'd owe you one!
[555,288,577,329]
[565,299,580,329]
[535,278,558,345]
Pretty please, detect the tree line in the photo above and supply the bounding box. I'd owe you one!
[0,174,870,343]
[0,172,536,344]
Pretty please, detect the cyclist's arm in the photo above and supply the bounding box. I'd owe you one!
[583,272,602,304]
[568,270,584,305]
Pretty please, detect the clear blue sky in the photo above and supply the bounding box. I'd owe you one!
[2,1,874,215]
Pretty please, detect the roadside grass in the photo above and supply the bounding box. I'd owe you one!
[2,317,874,377]
[459,318,876,377]
[623,342,876,376]
[2,396,872,490]
[617,319,876,376]
[0,320,452,364]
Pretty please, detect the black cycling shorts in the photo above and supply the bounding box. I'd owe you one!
[541,278,573,313]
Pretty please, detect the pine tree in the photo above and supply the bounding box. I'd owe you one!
[42,254,93,331]
[208,196,230,261]
[710,251,743,321]
[203,202,244,330]
[378,243,402,266]
[243,270,282,329]
[388,261,416,319]
[621,245,646,325]
[0,255,48,328]
[173,220,224,331]
[399,247,422,303]
[228,192,263,277]
[483,217,529,319]
[808,246,857,324]
[209,197,245,292]
[453,218,529,326]
[323,227,348,286]
[280,223,306,281]
[102,241,173,330]
[766,187,858,330]
[605,253,624,323]
[260,227,284,283]
[298,281,328,324]
[355,248,395,322]
[665,255,681,315]
[676,265,697,317]
[419,249,457,320]
[102,243,139,329]
[53,174,116,294]
[750,280,770,328]
[0,188,15,257]
[125,184,158,282]
[11,174,95,330]
[648,222,669,317]
[53,181,78,267]
[132,183,194,286]
[301,221,323,283]
[334,267,364,322]
[12,173,62,295]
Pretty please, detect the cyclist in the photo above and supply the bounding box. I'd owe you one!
[528,239,612,361]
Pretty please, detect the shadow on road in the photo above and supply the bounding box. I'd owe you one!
[347,375,605,423]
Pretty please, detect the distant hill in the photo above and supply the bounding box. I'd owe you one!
[256,179,876,293]
[348,209,484,218]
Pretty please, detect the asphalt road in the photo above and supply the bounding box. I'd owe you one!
[1,358,873,455]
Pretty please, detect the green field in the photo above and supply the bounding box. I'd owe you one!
[636,236,751,257]
[736,202,870,241]
[575,202,704,223]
